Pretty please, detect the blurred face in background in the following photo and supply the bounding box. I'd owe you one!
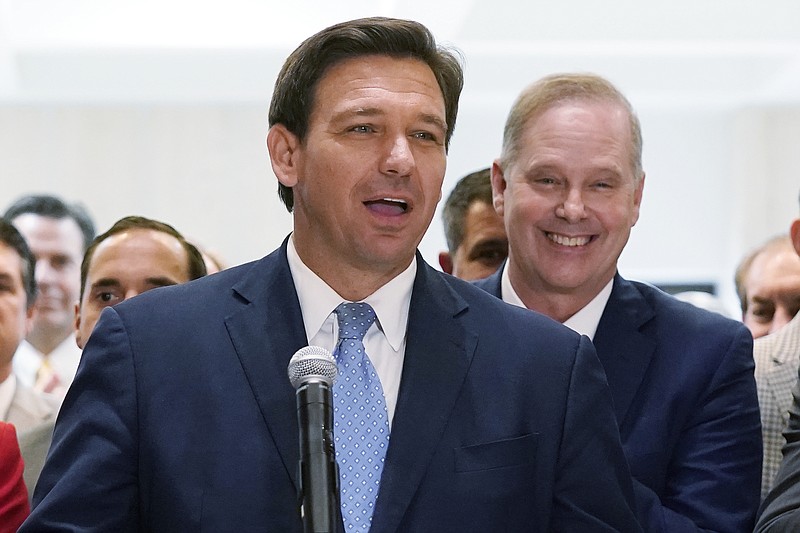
[0,242,33,376]
[742,246,800,338]
[443,200,507,280]
[11,214,83,346]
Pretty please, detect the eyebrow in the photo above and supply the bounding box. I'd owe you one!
[472,238,508,250]
[331,107,447,134]
[90,279,122,290]
[526,163,624,178]
[91,276,178,289]
[144,277,179,288]
[468,239,509,258]
[418,112,448,134]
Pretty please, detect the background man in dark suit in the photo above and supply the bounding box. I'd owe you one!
[476,72,761,531]
[21,19,641,532]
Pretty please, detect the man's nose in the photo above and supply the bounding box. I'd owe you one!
[35,259,57,286]
[379,135,415,177]
[555,188,587,223]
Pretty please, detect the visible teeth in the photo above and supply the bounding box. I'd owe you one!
[547,233,590,247]
[383,198,406,205]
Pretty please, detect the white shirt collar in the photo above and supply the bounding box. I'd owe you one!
[500,264,614,340]
[286,236,414,351]
[12,334,82,391]
[562,280,614,340]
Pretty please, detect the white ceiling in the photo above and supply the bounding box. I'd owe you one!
[2,0,800,110]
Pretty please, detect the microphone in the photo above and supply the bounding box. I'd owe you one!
[287,346,339,533]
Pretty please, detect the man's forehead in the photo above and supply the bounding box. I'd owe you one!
[93,229,185,261]
[312,56,444,113]
[13,214,84,250]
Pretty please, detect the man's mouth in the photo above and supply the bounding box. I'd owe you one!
[546,232,591,247]
[364,198,409,216]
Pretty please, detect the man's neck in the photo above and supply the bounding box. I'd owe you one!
[522,293,591,324]
[507,268,610,324]
[291,235,413,302]
[26,327,71,356]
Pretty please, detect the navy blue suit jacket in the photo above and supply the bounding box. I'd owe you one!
[475,270,762,532]
[22,244,642,532]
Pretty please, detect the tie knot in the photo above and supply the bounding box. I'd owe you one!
[334,302,376,342]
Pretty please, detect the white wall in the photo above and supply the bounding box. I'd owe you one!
[0,105,290,267]
[2,100,797,317]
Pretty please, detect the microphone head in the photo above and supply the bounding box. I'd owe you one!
[287,346,338,389]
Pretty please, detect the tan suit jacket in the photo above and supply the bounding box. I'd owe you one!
[5,381,58,434]
[18,419,55,502]
[755,314,800,498]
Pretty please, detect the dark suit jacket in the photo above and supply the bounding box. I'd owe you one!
[22,244,642,532]
[475,270,762,532]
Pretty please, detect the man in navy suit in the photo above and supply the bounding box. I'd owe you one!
[475,73,761,531]
[21,19,642,532]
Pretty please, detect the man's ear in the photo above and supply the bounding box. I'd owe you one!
[791,218,800,257]
[267,124,301,188]
[73,301,83,349]
[438,252,453,275]
[491,160,507,216]
[631,173,646,227]
[25,303,35,337]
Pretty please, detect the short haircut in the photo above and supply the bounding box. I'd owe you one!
[268,16,464,212]
[442,168,494,254]
[4,194,96,251]
[734,234,793,313]
[80,216,207,298]
[0,217,36,308]
[500,73,643,181]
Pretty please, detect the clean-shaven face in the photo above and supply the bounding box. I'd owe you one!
[12,213,83,338]
[451,201,507,280]
[494,100,643,304]
[280,55,448,279]
[75,229,191,348]
[0,242,32,371]
[743,246,800,338]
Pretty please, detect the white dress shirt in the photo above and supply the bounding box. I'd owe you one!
[13,335,82,400]
[287,237,413,427]
[500,265,613,340]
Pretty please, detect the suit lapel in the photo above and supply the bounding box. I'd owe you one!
[224,244,309,492]
[372,259,474,533]
[592,275,657,427]
[479,269,657,428]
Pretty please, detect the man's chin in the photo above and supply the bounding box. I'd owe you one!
[33,315,74,334]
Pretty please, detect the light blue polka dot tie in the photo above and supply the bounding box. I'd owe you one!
[333,302,389,532]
